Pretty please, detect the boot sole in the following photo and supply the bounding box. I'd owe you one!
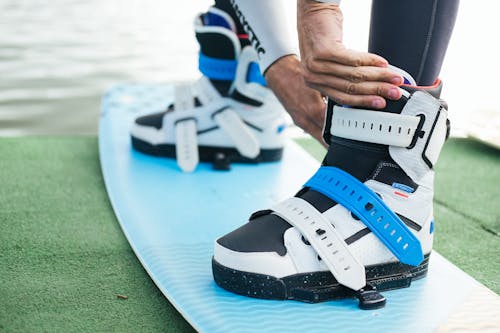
[212,254,430,303]
[131,136,283,164]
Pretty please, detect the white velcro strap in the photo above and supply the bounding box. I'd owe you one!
[330,106,421,147]
[390,91,448,182]
[272,197,366,291]
[230,46,268,103]
[212,107,260,159]
[174,84,199,172]
[174,83,194,111]
[195,76,223,106]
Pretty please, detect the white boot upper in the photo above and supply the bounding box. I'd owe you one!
[131,10,287,172]
[214,84,448,292]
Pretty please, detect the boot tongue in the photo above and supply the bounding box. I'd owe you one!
[203,7,237,33]
[196,8,241,95]
[388,64,443,99]
[388,65,417,86]
[384,65,442,112]
[402,80,443,99]
[197,9,239,61]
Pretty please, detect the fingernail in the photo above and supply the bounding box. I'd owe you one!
[372,99,384,109]
[391,76,403,85]
[388,88,400,99]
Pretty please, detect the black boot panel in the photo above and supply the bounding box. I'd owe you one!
[196,32,237,60]
[325,137,391,182]
[135,111,167,129]
[216,214,292,256]
[297,189,336,214]
[211,80,233,97]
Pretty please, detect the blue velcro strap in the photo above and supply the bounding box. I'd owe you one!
[304,166,423,266]
[199,53,237,81]
[199,53,267,85]
[247,62,267,86]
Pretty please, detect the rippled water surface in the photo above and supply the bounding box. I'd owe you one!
[0,0,210,135]
[1,0,498,135]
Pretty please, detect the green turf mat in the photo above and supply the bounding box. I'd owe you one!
[0,137,194,333]
[433,139,500,235]
[0,136,498,332]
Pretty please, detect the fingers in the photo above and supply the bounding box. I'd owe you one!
[304,59,403,85]
[312,46,388,69]
[301,47,404,109]
[303,72,402,104]
[307,82,388,109]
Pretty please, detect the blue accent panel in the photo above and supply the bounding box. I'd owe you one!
[246,62,267,86]
[277,124,286,134]
[392,182,415,193]
[204,12,232,30]
[198,53,237,81]
[430,220,434,234]
[403,77,412,85]
[304,166,423,266]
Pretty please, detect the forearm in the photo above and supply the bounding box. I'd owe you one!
[297,0,404,109]
[265,55,327,146]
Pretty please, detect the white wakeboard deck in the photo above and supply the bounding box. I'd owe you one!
[99,83,499,333]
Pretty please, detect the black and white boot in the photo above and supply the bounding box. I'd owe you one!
[130,7,287,172]
[212,71,449,309]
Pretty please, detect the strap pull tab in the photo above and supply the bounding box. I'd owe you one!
[174,84,199,172]
[356,284,386,310]
[212,107,260,159]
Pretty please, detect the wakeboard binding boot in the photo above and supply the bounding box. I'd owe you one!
[212,69,449,310]
[131,7,287,172]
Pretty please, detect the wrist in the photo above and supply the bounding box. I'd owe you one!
[299,0,341,13]
[297,0,343,33]
[313,0,341,4]
[264,55,302,87]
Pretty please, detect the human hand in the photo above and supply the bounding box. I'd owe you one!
[297,0,404,109]
[265,54,327,146]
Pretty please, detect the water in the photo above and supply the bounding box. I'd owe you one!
[0,0,211,135]
[0,0,498,136]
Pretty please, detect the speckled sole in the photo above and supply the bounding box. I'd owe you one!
[212,254,429,303]
[131,136,284,164]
